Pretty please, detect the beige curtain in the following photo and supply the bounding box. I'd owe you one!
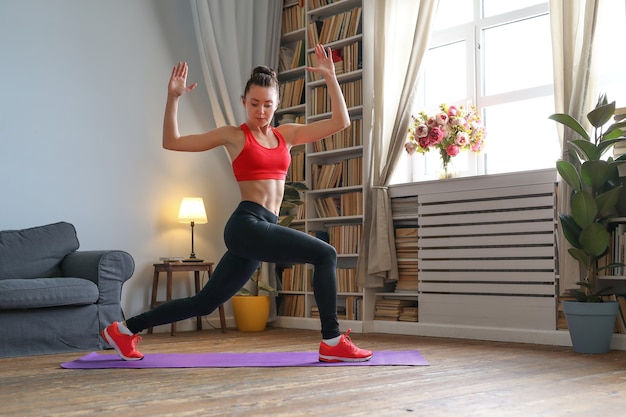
[550,0,601,293]
[190,0,282,127]
[357,0,439,288]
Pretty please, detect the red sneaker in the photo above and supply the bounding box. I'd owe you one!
[102,322,144,361]
[318,329,373,362]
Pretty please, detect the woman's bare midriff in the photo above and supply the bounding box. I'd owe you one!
[238,180,285,215]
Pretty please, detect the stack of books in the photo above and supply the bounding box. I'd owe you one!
[391,196,419,218]
[399,305,419,322]
[394,227,419,292]
[374,299,417,321]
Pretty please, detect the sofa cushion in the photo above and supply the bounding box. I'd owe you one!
[0,278,98,309]
[0,222,79,280]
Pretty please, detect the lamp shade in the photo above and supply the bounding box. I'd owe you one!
[177,197,207,224]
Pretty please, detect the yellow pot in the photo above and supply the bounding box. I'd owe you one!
[231,295,270,332]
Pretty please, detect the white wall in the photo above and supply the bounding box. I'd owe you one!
[0,0,241,330]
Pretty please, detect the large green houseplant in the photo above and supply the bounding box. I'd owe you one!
[232,181,307,331]
[551,94,626,353]
[552,95,626,300]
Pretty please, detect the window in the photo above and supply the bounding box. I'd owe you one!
[391,0,557,184]
[594,1,626,108]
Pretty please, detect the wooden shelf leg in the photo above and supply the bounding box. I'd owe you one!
[167,271,175,336]
[194,271,202,331]
[147,269,159,335]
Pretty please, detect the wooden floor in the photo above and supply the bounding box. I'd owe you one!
[2,327,626,417]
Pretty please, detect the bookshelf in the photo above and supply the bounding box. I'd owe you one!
[275,0,370,330]
[595,218,626,329]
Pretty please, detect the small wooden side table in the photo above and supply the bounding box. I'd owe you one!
[148,261,226,336]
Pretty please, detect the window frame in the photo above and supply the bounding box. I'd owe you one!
[395,1,553,183]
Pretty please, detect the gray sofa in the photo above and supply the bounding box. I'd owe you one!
[0,222,134,358]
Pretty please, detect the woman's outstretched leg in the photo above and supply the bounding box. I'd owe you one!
[101,250,259,361]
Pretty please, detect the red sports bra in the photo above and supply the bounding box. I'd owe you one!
[232,123,291,181]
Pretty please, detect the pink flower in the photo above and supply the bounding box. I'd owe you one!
[405,141,417,155]
[435,112,449,125]
[471,139,483,152]
[446,144,460,157]
[429,126,444,144]
[416,124,429,138]
[447,106,458,117]
[418,136,432,149]
[455,132,469,146]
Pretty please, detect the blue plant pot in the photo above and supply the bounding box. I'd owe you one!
[562,301,619,354]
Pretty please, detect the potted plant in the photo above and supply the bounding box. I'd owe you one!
[231,181,307,331]
[551,94,626,353]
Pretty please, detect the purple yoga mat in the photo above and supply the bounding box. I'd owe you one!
[60,350,428,369]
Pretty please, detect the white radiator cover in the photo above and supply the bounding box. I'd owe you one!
[393,169,558,331]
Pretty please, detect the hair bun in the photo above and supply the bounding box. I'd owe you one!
[252,66,276,79]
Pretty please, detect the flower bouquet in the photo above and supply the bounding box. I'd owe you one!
[405,103,486,178]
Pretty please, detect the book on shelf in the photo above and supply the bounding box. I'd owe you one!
[597,222,626,276]
[394,274,419,292]
[308,0,348,10]
[394,226,419,292]
[279,264,307,292]
[344,296,362,320]
[313,191,362,218]
[278,113,305,125]
[391,196,419,218]
[279,40,305,72]
[312,119,362,152]
[340,191,363,216]
[314,195,341,218]
[287,147,305,182]
[336,267,359,292]
[278,294,306,317]
[309,79,363,115]
[311,305,347,319]
[374,299,417,321]
[311,157,362,190]
[279,267,291,291]
[307,7,362,45]
[279,78,305,109]
[399,306,419,322]
[307,20,322,47]
[328,224,362,254]
[281,1,305,35]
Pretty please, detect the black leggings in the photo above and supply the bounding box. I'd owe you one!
[126,200,340,339]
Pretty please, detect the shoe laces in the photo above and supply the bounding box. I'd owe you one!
[129,334,142,348]
[342,329,354,345]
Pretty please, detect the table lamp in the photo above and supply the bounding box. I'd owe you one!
[178,197,207,262]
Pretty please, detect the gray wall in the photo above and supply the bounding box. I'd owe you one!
[0,0,241,330]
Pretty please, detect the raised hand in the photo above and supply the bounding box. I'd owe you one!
[305,44,336,79]
[168,62,197,97]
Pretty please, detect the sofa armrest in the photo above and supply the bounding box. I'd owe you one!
[62,250,134,286]
[61,251,135,326]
